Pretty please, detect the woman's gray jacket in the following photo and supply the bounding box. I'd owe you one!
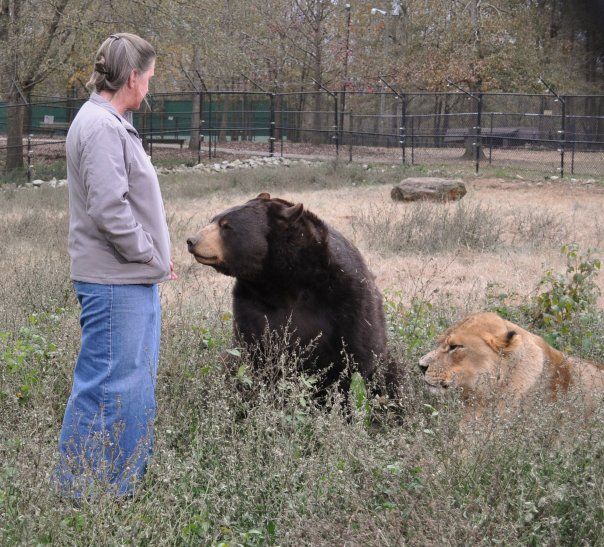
[66,92,171,284]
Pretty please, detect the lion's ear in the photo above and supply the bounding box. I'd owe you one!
[485,330,518,354]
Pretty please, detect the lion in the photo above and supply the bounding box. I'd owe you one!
[418,312,604,421]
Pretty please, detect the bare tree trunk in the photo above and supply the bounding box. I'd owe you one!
[2,0,71,174]
[461,136,485,159]
[2,0,23,172]
[310,4,325,145]
[5,88,24,172]
[310,38,324,145]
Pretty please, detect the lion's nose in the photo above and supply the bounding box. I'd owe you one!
[186,237,198,252]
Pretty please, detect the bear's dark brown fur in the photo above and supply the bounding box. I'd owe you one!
[187,193,390,393]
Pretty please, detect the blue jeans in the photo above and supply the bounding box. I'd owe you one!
[57,282,161,497]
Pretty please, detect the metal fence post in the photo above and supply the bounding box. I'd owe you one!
[489,111,494,164]
[27,134,32,184]
[410,115,415,164]
[280,94,284,157]
[198,91,203,165]
[269,92,275,157]
[475,92,483,174]
[348,110,353,163]
[401,94,407,164]
[538,78,566,178]
[560,96,566,178]
[208,93,212,159]
[333,94,339,158]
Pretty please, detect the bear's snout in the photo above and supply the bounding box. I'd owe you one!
[187,223,225,266]
[186,237,198,252]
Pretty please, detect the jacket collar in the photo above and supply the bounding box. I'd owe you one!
[89,91,139,137]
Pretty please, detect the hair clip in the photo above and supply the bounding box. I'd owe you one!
[94,62,110,75]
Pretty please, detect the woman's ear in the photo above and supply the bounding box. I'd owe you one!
[128,69,138,88]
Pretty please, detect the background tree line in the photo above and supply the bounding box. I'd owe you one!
[1,0,603,170]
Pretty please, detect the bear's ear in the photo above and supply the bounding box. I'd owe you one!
[280,203,304,223]
[256,192,271,200]
[484,330,518,354]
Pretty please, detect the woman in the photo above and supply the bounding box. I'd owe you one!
[57,33,175,497]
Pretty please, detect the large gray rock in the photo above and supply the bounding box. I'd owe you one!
[391,177,467,202]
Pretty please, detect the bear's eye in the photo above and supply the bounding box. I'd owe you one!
[448,344,463,352]
[219,220,232,230]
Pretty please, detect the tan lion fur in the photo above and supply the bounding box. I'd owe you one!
[419,312,604,421]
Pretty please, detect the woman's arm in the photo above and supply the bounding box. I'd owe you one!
[81,119,155,264]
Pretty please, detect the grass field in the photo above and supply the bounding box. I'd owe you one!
[1,162,603,545]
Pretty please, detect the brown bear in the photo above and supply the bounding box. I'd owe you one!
[187,193,390,394]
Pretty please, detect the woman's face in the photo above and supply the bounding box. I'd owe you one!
[128,58,155,110]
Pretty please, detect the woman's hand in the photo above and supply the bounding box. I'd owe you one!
[169,260,178,280]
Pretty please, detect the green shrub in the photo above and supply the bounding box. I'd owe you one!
[0,311,63,404]
[532,244,601,349]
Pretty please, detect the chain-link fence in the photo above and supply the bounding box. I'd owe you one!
[1,90,602,184]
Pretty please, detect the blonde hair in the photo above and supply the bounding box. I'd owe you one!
[87,33,155,93]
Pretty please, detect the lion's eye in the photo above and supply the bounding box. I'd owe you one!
[448,344,463,352]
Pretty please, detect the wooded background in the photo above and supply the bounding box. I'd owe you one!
[2,0,603,100]
[1,1,603,175]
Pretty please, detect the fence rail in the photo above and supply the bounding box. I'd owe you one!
[1,90,603,183]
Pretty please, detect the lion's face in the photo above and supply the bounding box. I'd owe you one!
[419,313,518,396]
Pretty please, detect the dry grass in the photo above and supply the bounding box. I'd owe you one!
[167,170,604,309]
[1,163,603,545]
